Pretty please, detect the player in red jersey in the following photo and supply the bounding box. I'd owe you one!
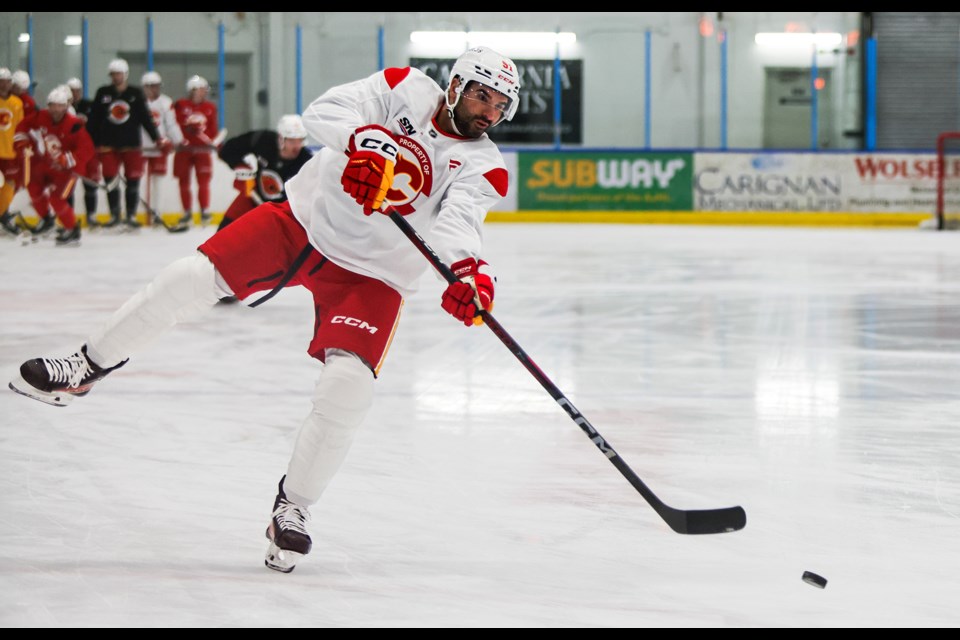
[13,86,95,246]
[173,75,219,225]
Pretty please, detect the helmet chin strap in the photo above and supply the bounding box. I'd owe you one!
[445,85,464,136]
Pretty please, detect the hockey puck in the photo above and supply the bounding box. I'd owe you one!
[802,571,827,589]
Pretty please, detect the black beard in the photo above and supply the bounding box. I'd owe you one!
[452,105,490,139]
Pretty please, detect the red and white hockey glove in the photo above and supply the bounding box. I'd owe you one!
[340,125,398,215]
[233,164,257,197]
[13,134,32,158]
[49,149,76,171]
[441,258,496,327]
[158,137,174,154]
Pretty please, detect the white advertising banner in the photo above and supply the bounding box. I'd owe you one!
[695,152,960,213]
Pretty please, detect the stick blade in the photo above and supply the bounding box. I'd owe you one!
[667,505,746,535]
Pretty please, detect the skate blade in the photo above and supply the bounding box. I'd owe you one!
[8,377,73,407]
[264,541,302,573]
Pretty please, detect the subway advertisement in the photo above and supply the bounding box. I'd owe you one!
[517,152,694,211]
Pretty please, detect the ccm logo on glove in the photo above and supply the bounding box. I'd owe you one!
[341,125,399,216]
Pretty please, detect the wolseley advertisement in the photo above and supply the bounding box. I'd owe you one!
[518,152,693,211]
[695,152,960,214]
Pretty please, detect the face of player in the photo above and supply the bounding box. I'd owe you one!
[144,84,161,100]
[70,88,82,103]
[47,102,68,122]
[191,87,208,103]
[449,79,511,139]
[279,136,304,160]
[0,79,10,98]
[110,71,127,88]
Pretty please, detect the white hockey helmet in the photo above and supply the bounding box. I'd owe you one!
[108,58,129,76]
[11,70,31,90]
[186,75,209,92]
[66,77,82,90]
[0,67,12,81]
[447,46,521,123]
[46,85,71,105]
[141,71,162,86]
[277,114,307,139]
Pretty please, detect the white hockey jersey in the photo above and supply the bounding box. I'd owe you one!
[141,93,183,150]
[286,66,509,299]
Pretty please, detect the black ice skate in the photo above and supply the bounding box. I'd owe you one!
[9,344,128,407]
[55,226,81,247]
[1,211,21,236]
[264,475,312,573]
[122,214,142,231]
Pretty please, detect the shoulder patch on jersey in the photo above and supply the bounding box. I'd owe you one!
[483,168,509,198]
[384,67,412,90]
[70,122,82,134]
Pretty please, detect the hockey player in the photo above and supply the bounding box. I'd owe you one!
[140,71,181,226]
[216,114,313,232]
[86,58,166,229]
[0,67,25,235]
[65,77,101,225]
[173,75,219,225]
[11,70,36,118]
[12,85,95,246]
[9,46,519,573]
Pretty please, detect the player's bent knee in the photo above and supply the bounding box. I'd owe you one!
[149,253,231,317]
[310,349,374,428]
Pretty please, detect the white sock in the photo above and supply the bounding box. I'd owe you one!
[283,349,374,506]
[86,252,233,368]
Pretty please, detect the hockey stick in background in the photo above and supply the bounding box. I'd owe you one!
[116,174,189,233]
[74,172,188,233]
[387,207,746,535]
[180,128,229,152]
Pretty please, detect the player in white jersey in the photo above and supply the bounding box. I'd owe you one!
[140,71,182,222]
[9,46,520,573]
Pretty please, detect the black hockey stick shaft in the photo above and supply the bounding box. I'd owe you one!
[116,174,188,233]
[388,209,745,535]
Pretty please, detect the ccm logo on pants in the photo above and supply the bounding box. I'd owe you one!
[331,316,378,334]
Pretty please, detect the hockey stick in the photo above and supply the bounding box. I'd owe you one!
[387,207,746,535]
[114,174,189,233]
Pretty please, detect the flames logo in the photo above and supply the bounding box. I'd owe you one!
[0,108,12,130]
[151,108,162,128]
[258,169,284,200]
[44,134,63,158]
[185,112,207,133]
[108,100,131,124]
[384,134,433,215]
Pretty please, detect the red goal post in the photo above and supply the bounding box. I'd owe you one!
[931,131,960,230]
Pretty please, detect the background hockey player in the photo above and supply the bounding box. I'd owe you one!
[86,58,166,229]
[10,70,36,119]
[0,67,25,236]
[216,113,313,232]
[173,75,219,226]
[140,71,182,226]
[13,85,95,246]
[65,77,101,225]
[9,46,519,574]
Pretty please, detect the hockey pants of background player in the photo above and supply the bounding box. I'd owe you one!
[83,252,375,507]
[26,165,81,231]
[99,148,144,222]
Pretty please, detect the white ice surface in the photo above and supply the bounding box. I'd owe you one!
[2,223,960,627]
